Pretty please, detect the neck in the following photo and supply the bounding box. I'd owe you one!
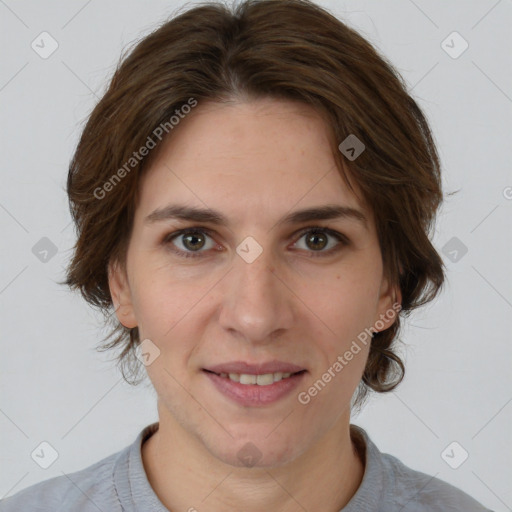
[142,407,365,512]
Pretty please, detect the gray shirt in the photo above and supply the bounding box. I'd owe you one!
[0,422,492,511]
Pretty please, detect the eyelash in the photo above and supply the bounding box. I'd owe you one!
[162,226,349,259]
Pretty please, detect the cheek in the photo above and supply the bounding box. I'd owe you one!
[128,255,214,338]
[136,295,202,359]
[299,260,381,394]
[128,263,225,385]
[306,262,382,338]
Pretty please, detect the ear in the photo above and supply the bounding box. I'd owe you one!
[108,259,137,328]
[373,274,402,333]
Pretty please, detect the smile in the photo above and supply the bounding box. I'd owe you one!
[203,366,307,406]
[212,371,299,385]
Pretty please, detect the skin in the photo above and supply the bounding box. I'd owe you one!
[109,97,401,512]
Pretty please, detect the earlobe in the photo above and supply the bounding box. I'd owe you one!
[108,260,138,328]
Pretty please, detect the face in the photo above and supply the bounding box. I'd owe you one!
[109,98,399,468]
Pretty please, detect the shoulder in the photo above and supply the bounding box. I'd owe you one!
[380,450,493,511]
[0,450,122,512]
[350,425,493,512]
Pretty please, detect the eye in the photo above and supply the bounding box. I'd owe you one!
[163,228,218,258]
[163,226,348,259]
[292,227,348,256]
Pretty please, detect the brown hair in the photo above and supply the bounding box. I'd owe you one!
[64,0,445,405]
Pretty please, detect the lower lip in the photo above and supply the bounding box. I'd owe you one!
[204,371,306,407]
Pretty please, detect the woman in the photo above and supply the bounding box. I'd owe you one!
[0,0,492,510]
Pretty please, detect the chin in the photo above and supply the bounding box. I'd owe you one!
[205,431,304,469]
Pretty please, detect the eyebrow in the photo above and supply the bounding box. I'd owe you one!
[144,203,368,229]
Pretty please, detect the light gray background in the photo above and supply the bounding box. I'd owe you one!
[1,0,511,510]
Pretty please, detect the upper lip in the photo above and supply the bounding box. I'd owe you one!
[204,361,306,375]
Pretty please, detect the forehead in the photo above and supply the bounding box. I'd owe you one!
[136,98,370,228]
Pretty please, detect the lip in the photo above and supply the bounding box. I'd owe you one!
[203,361,307,407]
[204,360,305,375]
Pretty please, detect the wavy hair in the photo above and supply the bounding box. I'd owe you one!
[64,0,445,406]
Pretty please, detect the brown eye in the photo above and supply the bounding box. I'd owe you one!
[182,232,206,251]
[305,231,328,251]
[164,228,217,258]
[293,227,348,257]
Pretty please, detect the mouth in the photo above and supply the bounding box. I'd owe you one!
[202,361,307,406]
[203,369,306,385]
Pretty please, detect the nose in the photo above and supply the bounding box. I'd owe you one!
[218,246,295,345]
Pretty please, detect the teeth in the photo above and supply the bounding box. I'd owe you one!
[256,373,274,385]
[240,374,257,385]
[220,372,296,385]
